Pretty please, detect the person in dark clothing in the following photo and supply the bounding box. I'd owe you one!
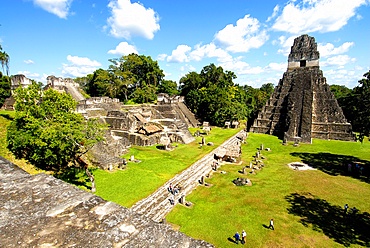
[234,232,240,244]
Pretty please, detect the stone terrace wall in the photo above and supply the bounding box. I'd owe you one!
[0,156,214,248]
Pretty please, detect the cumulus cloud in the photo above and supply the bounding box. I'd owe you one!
[219,56,264,76]
[166,45,191,63]
[276,35,297,56]
[190,43,231,62]
[107,0,160,39]
[214,14,269,53]
[108,42,138,55]
[33,0,73,19]
[157,54,168,61]
[266,62,286,72]
[62,55,101,77]
[272,0,367,34]
[318,42,354,57]
[24,59,35,65]
[266,5,279,22]
[320,55,356,67]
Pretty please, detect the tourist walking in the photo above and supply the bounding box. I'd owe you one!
[234,232,240,244]
[344,203,349,215]
[268,218,274,230]
[241,230,247,244]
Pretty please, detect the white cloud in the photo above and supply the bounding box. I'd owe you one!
[33,0,72,19]
[321,55,356,67]
[157,54,168,61]
[318,42,354,58]
[24,59,35,64]
[266,62,286,72]
[180,64,196,73]
[62,55,101,77]
[166,45,191,63]
[107,0,160,39]
[272,0,367,34]
[17,70,40,78]
[190,43,231,62]
[108,42,138,55]
[266,5,280,22]
[214,14,269,53]
[276,35,296,56]
[219,57,264,76]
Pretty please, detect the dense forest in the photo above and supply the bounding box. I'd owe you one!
[1,52,370,136]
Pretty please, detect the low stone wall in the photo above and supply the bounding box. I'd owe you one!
[0,156,214,247]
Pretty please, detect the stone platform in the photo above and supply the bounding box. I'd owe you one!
[0,156,213,248]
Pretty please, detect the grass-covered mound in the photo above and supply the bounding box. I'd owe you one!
[166,133,370,248]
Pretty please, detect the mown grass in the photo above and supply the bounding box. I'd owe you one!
[92,127,242,207]
[166,133,370,248]
[2,109,369,247]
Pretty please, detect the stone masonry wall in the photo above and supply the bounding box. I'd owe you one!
[0,156,214,247]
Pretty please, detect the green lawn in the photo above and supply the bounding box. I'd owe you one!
[2,109,369,247]
[166,133,370,248]
[90,127,242,207]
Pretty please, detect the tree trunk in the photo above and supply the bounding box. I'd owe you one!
[77,157,96,193]
[85,166,96,193]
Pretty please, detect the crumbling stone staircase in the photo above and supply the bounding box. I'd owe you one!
[131,130,245,222]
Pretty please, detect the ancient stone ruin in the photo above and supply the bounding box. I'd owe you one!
[250,34,355,143]
[77,94,199,169]
[0,156,213,248]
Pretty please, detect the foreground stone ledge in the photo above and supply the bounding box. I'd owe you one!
[0,156,214,248]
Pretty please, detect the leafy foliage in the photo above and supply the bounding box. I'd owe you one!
[7,83,107,172]
[0,72,11,107]
[330,70,370,137]
[82,53,168,103]
[179,63,273,126]
[0,45,10,75]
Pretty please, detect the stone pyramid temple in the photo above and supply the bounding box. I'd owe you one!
[250,34,355,143]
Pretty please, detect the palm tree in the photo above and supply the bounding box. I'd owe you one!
[0,45,10,75]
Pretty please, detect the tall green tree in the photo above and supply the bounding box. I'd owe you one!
[7,82,107,192]
[108,53,165,102]
[0,71,11,107]
[0,45,10,75]
[179,63,250,126]
[158,79,179,96]
[351,70,370,138]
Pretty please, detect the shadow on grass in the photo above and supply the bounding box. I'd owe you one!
[291,152,370,183]
[0,113,14,120]
[286,192,370,247]
[227,237,237,244]
[54,166,96,190]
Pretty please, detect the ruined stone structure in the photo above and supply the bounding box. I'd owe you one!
[77,94,199,169]
[44,75,85,102]
[0,156,214,247]
[251,34,354,143]
[10,74,33,92]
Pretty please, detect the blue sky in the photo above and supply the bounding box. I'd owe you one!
[1,0,369,88]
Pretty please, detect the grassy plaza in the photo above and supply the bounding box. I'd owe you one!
[1,110,369,247]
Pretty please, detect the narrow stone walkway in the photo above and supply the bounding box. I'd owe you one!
[131,129,246,222]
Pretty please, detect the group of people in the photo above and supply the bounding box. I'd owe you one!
[347,163,365,176]
[343,203,359,216]
[167,183,181,195]
[167,183,182,205]
[234,230,247,244]
[233,219,274,245]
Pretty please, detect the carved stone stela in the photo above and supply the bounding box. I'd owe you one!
[250,34,355,143]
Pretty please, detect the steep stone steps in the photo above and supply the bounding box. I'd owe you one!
[131,130,245,222]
